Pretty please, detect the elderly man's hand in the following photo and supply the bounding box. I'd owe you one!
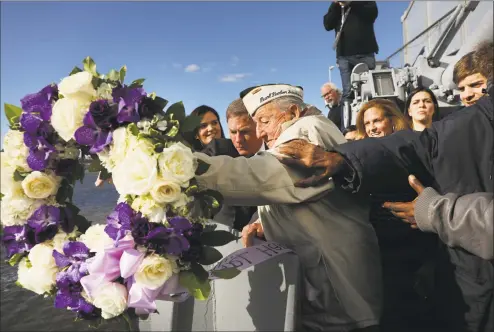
[275,139,345,188]
[241,221,264,248]
[383,175,425,229]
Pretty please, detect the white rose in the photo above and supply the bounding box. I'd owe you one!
[1,159,22,197]
[0,195,42,227]
[134,254,178,290]
[21,171,60,199]
[91,282,128,319]
[28,243,58,269]
[58,71,97,103]
[79,224,114,253]
[51,97,90,142]
[112,140,158,195]
[131,195,166,224]
[106,128,139,171]
[3,130,31,172]
[150,178,182,204]
[17,257,57,295]
[158,142,197,187]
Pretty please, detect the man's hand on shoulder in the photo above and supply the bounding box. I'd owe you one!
[274,139,346,188]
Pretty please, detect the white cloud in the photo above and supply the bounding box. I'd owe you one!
[184,64,200,73]
[230,56,239,67]
[270,68,277,72]
[219,73,250,83]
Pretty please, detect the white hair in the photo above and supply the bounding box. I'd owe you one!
[272,95,308,112]
[321,82,342,97]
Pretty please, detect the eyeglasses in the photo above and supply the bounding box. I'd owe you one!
[321,92,332,99]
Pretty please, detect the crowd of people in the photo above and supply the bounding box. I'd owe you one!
[94,4,493,329]
[176,39,492,332]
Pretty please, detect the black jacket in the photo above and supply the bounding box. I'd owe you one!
[327,103,343,132]
[324,1,379,57]
[201,138,257,231]
[334,89,494,332]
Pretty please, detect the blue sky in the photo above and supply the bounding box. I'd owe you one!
[1,1,409,143]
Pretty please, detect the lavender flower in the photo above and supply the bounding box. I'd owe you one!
[74,111,113,153]
[20,84,58,121]
[88,100,118,130]
[23,133,57,171]
[53,242,97,318]
[27,205,63,243]
[2,226,34,258]
[104,202,137,242]
[112,85,146,123]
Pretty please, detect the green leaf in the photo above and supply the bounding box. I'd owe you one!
[185,185,199,196]
[8,253,24,267]
[128,123,139,136]
[13,170,27,182]
[87,158,103,172]
[129,78,145,88]
[74,215,91,233]
[91,76,104,90]
[191,262,210,282]
[119,65,127,83]
[82,56,97,76]
[65,202,81,215]
[99,168,112,181]
[56,179,74,203]
[180,114,201,133]
[165,101,186,123]
[166,125,179,138]
[4,103,23,126]
[179,270,211,301]
[195,159,210,176]
[107,69,120,82]
[0,193,4,201]
[154,97,168,111]
[69,66,83,76]
[198,246,223,265]
[200,230,239,247]
[210,267,242,280]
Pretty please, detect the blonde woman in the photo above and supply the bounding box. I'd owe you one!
[355,98,410,139]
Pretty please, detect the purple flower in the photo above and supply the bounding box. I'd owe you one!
[27,205,63,243]
[89,100,118,130]
[54,284,96,318]
[105,203,137,242]
[74,111,113,153]
[20,84,58,121]
[132,217,192,256]
[112,85,146,123]
[2,226,34,258]
[52,241,90,283]
[23,133,57,171]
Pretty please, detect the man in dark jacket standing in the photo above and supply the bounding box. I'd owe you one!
[324,1,379,102]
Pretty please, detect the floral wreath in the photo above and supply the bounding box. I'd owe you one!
[1,57,238,324]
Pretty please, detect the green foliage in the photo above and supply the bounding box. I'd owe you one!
[13,169,28,182]
[69,66,83,75]
[83,56,97,76]
[128,123,139,136]
[106,69,120,82]
[119,65,127,83]
[56,179,74,203]
[8,253,24,267]
[87,158,103,173]
[165,101,186,123]
[0,193,3,201]
[180,115,201,133]
[129,78,145,88]
[4,103,22,127]
[198,246,223,265]
[210,267,242,280]
[179,271,211,301]
[200,230,239,247]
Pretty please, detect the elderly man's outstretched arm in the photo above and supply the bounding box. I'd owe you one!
[194,151,333,207]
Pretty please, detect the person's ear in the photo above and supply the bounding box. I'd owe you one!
[286,104,301,120]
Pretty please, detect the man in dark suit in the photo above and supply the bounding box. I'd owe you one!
[202,98,265,231]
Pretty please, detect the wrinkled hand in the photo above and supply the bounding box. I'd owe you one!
[241,221,264,248]
[383,175,425,229]
[275,139,345,188]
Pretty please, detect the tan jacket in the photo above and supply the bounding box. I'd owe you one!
[195,114,382,331]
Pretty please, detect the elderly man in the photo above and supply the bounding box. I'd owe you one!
[193,84,382,332]
[321,82,344,131]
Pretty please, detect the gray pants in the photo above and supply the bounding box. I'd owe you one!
[337,53,376,101]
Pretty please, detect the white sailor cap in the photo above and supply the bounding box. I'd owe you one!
[241,83,304,116]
